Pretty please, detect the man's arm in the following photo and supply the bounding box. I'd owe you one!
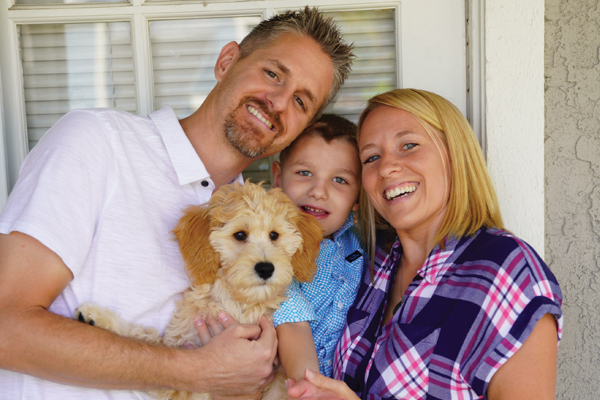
[0,231,277,394]
[277,321,320,381]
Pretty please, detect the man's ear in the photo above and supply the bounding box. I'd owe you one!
[214,41,241,82]
[272,161,282,188]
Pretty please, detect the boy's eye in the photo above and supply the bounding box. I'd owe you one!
[362,155,380,165]
[333,177,347,184]
[298,170,312,177]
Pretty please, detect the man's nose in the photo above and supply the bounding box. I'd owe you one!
[266,86,294,113]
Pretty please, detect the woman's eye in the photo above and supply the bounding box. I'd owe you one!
[266,70,278,79]
[234,231,247,241]
[298,170,312,177]
[333,177,347,184]
[403,143,418,150]
[362,155,380,165]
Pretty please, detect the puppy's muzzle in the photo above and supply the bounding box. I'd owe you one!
[254,262,275,280]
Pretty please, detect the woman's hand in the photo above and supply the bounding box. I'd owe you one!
[287,369,359,400]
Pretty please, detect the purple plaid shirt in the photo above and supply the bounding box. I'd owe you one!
[333,227,563,400]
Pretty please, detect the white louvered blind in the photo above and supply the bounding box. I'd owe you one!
[19,22,136,149]
[16,0,124,5]
[150,16,261,119]
[323,9,396,123]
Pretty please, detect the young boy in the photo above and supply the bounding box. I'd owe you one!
[272,113,364,380]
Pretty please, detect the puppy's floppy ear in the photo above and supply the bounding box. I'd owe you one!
[291,209,323,283]
[173,205,220,286]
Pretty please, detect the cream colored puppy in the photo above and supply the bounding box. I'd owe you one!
[75,181,323,400]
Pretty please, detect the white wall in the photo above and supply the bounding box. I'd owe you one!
[484,0,545,255]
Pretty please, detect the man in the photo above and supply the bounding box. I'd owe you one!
[0,7,354,399]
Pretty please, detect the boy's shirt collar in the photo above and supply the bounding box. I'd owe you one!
[329,213,356,242]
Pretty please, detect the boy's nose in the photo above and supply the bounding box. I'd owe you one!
[308,180,328,200]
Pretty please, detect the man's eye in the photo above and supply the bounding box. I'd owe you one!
[362,155,380,164]
[266,70,278,79]
[333,177,347,184]
[298,171,312,177]
[295,96,305,109]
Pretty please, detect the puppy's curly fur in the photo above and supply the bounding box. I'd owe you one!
[75,182,323,400]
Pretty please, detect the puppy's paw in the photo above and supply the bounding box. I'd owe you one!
[74,302,122,334]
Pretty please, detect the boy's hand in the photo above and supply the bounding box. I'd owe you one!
[194,311,237,345]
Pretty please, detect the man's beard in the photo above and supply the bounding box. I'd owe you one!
[224,97,282,158]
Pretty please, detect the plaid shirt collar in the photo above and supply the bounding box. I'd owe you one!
[387,234,466,285]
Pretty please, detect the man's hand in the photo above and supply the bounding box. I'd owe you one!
[183,315,278,397]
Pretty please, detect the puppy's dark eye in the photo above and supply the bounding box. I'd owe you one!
[270,232,279,241]
[234,231,247,241]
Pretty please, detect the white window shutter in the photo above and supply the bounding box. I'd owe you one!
[19,22,136,149]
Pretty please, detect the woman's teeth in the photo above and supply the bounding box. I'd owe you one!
[247,106,273,129]
[385,184,418,201]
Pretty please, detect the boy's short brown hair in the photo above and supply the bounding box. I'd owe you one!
[278,114,358,167]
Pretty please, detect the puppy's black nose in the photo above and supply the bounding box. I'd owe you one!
[255,262,275,280]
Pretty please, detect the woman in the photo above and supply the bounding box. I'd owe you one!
[287,89,562,399]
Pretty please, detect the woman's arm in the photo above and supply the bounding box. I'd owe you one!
[487,313,558,400]
[277,322,320,381]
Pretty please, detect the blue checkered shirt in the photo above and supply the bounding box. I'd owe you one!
[273,214,364,377]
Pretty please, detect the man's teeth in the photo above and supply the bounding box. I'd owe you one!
[385,185,418,200]
[248,106,273,129]
[304,206,327,214]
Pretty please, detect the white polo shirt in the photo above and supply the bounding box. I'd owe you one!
[0,106,243,400]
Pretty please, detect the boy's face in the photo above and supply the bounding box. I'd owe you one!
[273,135,361,238]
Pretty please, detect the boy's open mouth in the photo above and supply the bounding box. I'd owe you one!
[301,205,329,216]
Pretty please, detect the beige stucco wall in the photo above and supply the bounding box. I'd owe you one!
[545,0,600,397]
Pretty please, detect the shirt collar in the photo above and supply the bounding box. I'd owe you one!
[417,235,466,284]
[331,213,356,242]
[385,234,464,285]
[150,105,224,186]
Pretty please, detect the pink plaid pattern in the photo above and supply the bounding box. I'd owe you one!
[333,228,562,399]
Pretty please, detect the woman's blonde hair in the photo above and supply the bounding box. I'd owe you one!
[357,89,504,258]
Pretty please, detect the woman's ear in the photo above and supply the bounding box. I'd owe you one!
[214,41,241,82]
[173,205,220,286]
[272,161,282,188]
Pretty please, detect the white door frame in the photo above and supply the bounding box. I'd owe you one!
[0,64,8,207]
[473,0,545,255]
